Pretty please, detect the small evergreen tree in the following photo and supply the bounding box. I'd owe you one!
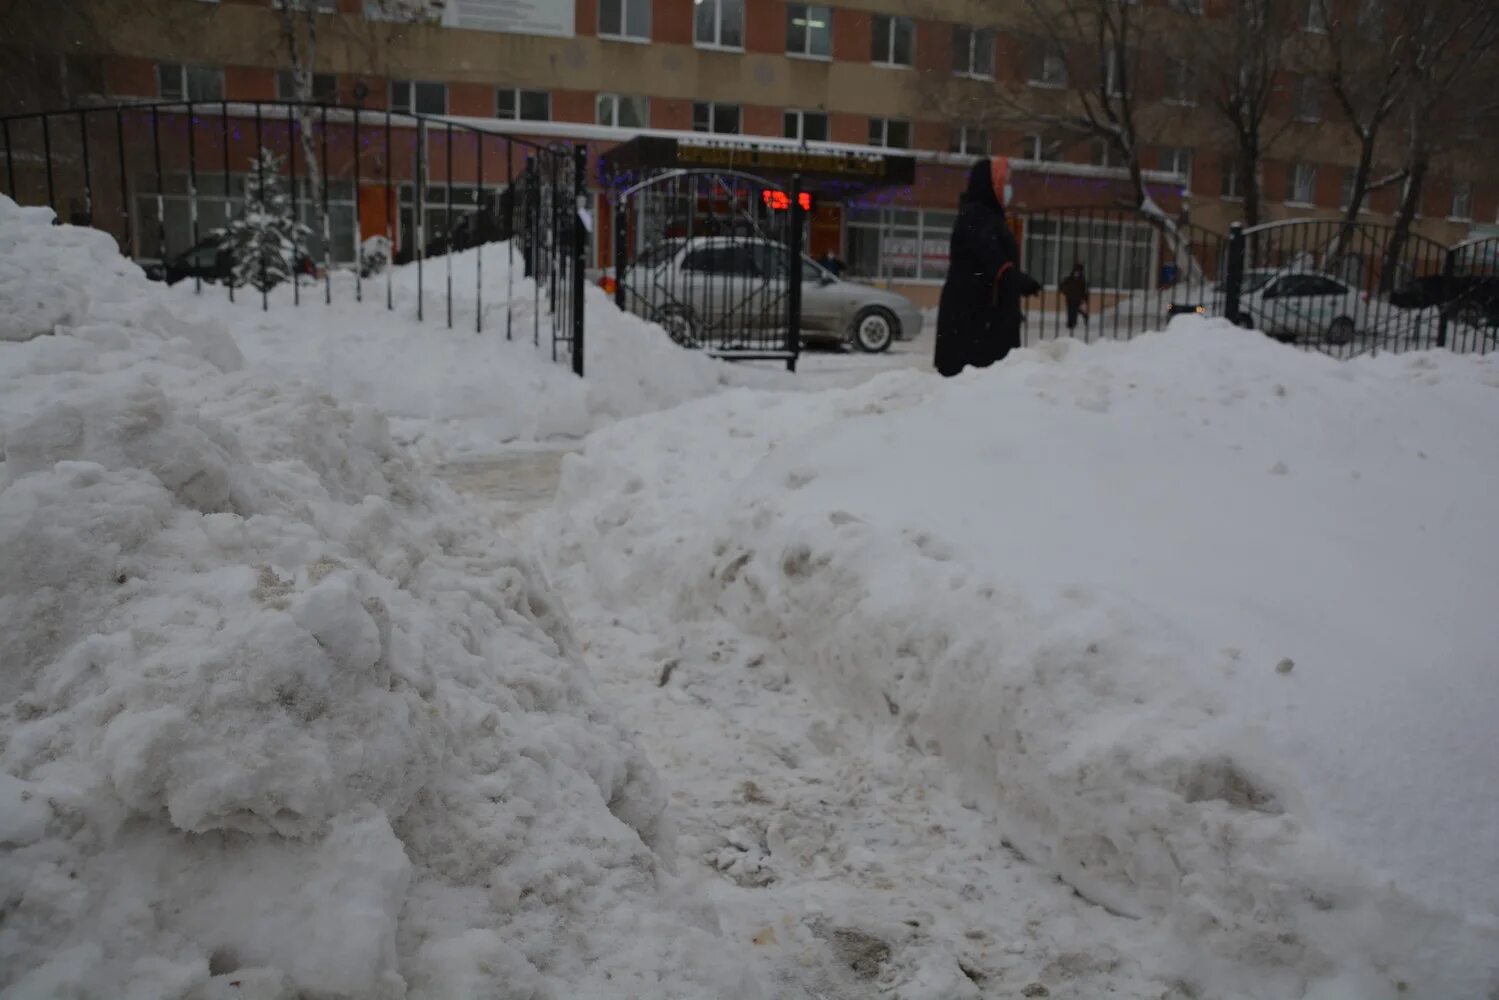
[218,147,311,292]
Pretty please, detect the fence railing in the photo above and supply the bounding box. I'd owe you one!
[0,100,588,374]
[1011,207,1496,358]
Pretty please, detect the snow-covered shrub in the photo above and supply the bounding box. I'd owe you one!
[218,147,313,292]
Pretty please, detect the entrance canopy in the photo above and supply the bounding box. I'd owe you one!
[600,136,916,196]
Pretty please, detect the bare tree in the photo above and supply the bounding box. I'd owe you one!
[1383,0,1499,283]
[1318,0,1410,227]
[1185,0,1299,227]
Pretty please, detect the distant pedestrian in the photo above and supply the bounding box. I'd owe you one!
[1060,262,1089,333]
[818,250,846,278]
[934,156,1041,377]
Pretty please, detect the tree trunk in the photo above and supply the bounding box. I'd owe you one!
[1240,136,1261,229]
[1383,152,1428,294]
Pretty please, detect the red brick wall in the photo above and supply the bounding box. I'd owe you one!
[576,0,597,36]
[105,56,158,99]
[743,104,782,137]
[1474,186,1498,226]
[746,1,784,53]
[915,19,950,74]
[1315,163,1342,209]
[553,89,596,123]
[224,66,275,101]
[655,0,693,45]
[1262,160,1288,203]
[914,121,948,153]
[829,112,865,144]
[449,82,493,117]
[651,98,693,130]
[831,8,871,62]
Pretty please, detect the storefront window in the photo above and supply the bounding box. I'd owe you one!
[846,207,956,282]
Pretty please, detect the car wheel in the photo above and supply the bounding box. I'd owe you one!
[853,307,896,354]
[1327,316,1355,345]
[658,306,700,349]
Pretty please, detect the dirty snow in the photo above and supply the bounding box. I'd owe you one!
[0,197,756,999]
[537,322,1499,999]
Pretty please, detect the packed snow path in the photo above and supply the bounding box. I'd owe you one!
[440,456,1185,998]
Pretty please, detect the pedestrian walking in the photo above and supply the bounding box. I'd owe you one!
[1060,262,1089,333]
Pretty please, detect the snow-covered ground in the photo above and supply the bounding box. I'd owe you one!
[537,322,1499,998]
[10,193,1499,1000]
[0,198,758,998]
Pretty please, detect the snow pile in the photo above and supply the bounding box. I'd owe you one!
[0,197,754,999]
[167,245,789,460]
[540,321,1499,998]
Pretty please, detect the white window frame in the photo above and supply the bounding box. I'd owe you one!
[1022,133,1061,163]
[1305,0,1328,32]
[1222,159,1243,201]
[1171,0,1203,13]
[786,3,832,60]
[953,25,995,79]
[694,0,745,51]
[1030,42,1068,88]
[783,109,829,142]
[275,70,338,103]
[692,101,741,134]
[599,0,651,41]
[1450,181,1474,222]
[871,14,915,68]
[1161,147,1193,188]
[390,79,447,115]
[868,117,911,149]
[1105,49,1129,98]
[597,93,649,128]
[157,63,225,103]
[1289,162,1317,206]
[950,125,989,155]
[496,88,551,122]
[845,206,961,283]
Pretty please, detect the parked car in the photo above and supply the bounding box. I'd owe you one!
[1391,274,1499,328]
[1165,269,1279,320]
[619,236,923,353]
[143,236,315,287]
[1236,271,1371,344]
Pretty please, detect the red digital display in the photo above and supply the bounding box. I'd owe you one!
[761,189,814,212]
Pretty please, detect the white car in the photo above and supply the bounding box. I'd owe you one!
[1235,271,1370,344]
[620,236,923,353]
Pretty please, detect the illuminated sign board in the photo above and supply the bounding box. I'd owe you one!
[761,189,815,211]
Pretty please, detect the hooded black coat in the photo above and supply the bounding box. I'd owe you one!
[934,159,1039,377]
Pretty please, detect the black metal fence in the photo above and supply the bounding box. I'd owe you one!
[0,100,588,374]
[610,168,805,371]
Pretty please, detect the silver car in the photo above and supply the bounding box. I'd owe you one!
[621,236,922,353]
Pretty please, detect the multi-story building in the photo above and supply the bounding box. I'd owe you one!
[9,0,1496,305]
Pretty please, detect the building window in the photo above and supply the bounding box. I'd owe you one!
[694,0,744,49]
[950,125,989,155]
[1171,0,1203,13]
[496,88,550,121]
[1024,215,1157,289]
[1290,162,1317,205]
[693,101,740,134]
[1104,49,1129,97]
[1293,76,1321,122]
[1340,168,1356,210]
[134,173,356,264]
[953,25,995,78]
[786,4,832,58]
[1160,147,1193,187]
[1222,160,1243,200]
[1305,0,1327,31]
[157,64,224,103]
[1451,181,1473,220]
[868,117,911,149]
[274,0,335,9]
[846,206,959,281]
[275,70,338,103]
[871,14,915,67]
[783,109,829,142]
[391,80,446,115]
[1165,59,1195,105]
[1021,133,1061,162]
[599,0,650,40]
[1091,138,1122,168]
[597,93,648,129]
[1029,42,1067,88]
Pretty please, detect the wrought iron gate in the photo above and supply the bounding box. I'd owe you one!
[611,168,805,370]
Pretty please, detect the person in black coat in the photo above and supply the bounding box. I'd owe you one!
[934,156,1041,377]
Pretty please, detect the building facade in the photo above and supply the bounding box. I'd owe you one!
[10,0,1497,304]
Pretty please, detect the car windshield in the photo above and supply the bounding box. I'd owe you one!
[633,239,684,270]
[1215,271,1275,294]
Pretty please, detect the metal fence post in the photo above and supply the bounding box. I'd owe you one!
[1437,248,1455,350]
[1224,222,1246,327]
[572,144,588,378]
[613,195,627,311]
[786,173,803,373]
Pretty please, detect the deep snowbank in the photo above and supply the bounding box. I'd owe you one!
[0,198,754,998]
[540,322,1499,999]
[166,246,789,460]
